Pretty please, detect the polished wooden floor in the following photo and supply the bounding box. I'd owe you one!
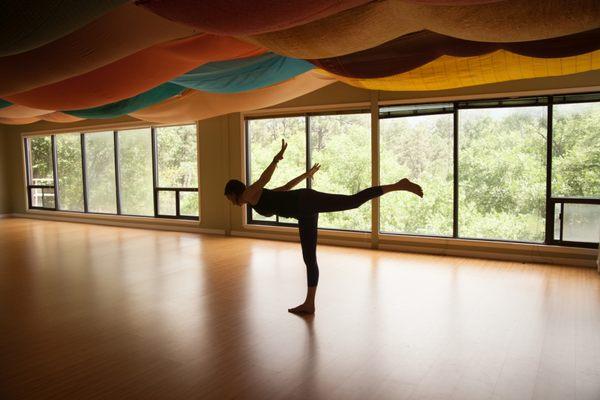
[0,218,599,400]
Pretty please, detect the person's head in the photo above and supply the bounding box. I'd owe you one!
[224,179,246,206]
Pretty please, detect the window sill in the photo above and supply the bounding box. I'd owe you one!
[241,222,371,239]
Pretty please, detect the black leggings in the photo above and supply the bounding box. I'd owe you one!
[298,186,383,287]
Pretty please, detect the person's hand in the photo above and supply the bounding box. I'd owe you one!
[273,139,287,163]
[306,163,321,181]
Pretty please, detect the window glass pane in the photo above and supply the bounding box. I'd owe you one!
[554,203,561,240]
[380,113,453,236]
[552,102,600,198]
[56,134,84,212]
[310,113,371,231]
[42,187,55,208]
[31,188,43,208]
[562,203,600,243]
[247,117,306,223]
[85,131,116,214]
[28,136,53,186]
[118,128,154,216]
[180,191,199,217]
[156,124,198,188]
[158,191,176,216]
[458,107,547,242]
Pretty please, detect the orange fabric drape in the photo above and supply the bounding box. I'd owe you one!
[0,4,199,97]
[41,113,85,123]
[6,35,265,110]
[0,112,84,125]
[130,70,334,123]
[0,116,41,125]
[0,105,52,119]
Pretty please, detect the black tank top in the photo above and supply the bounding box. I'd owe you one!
[252,188,302,219]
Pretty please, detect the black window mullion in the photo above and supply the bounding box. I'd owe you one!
[113,131,121,215]
[51,135,59,210]
[151,127,159,217]
[545,98,553,244]
[81,133,89,213]
[24,138,33,209]
[175,189,181,217]
[245,119,254,224]
[453,104,459,238]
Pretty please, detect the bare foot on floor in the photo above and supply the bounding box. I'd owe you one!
[288,304,315,315]
[396,178,423,197]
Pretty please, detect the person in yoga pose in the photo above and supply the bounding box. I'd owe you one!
[224,139,423,314]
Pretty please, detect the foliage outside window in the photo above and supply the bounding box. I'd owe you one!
[380,113,453,236]
[247,113,371,230]
[458,106,547,242]
[25,124,199,220]
[245,95,599,247]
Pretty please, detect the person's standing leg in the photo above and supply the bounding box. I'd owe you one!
[289,214,319,315]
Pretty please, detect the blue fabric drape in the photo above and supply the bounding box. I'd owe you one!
[65,83,185,119]
[170,52,313,93]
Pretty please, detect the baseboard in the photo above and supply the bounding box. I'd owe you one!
[0,213,12,219]
[232,228,598,268]
[13,213,226,235]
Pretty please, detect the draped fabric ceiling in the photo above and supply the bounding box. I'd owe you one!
[0,0,599,125]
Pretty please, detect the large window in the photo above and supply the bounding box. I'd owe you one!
[26,135,55,209]
[458,105,547,242]
[246,112,371,230]
[155,124,199,218]
[245,93,598,247]
[550,96,600,245]
[247,117,306,224]
[118,128,154,216]
[310,114,371,231]
[25,124,199,220]
[56,133,84,212]
[86,131,117,214]
[380,108,453,236]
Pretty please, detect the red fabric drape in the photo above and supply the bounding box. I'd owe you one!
[135,0,371,35]
[6,35,265,110]
[0,4,199,97]
[311,29,600,78]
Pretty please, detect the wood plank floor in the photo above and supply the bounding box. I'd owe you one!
[0,218,599,400]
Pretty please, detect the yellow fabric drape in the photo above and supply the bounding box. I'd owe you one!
[323,50,600,91]
[245,0,600,59]
[131,70,335,124]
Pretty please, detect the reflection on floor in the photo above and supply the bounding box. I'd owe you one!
[1,218,599,400]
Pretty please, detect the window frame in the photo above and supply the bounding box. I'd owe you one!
[24,124,200,221]
[244,93,600,248]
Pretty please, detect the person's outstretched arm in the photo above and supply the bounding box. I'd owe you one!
[249,139,287,191]
[274,163,320,192]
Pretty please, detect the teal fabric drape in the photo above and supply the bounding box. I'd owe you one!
[0,0,128,56]
[65,83,185,119]
[64,53,312,119]
[170,53,314,93]
[0,99,12,110]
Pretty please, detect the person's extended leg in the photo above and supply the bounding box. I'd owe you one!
[305,178,423,214]
[289,214,319,315]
